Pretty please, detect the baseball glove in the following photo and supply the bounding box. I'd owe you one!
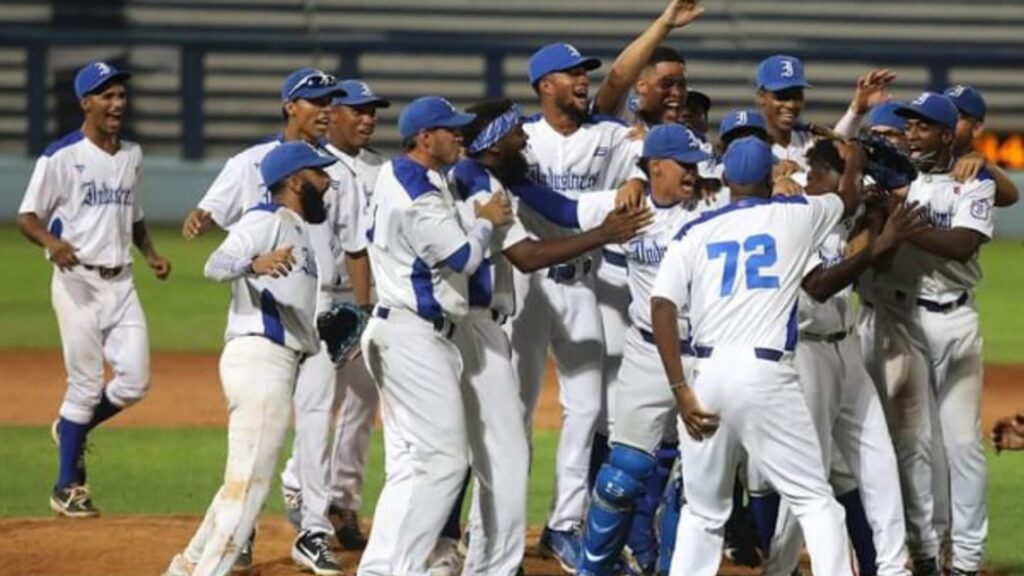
[317,303,370,366]
[857,130,918,191]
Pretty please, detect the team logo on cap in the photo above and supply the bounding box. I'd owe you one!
[687,129,700,149]
[94,62,112,75]
[358,82,373,96]
[734,111,749,125]
[948,85,967,97]
[911,93,931,106]
[565,44,582,58]
[779,59,795,78]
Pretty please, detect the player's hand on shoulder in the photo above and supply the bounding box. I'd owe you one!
[851,69,896,115]
[600,204,654,243]
[474,190,514,228]
[182,209,213,240]
[47,238,79,271]
[952,151,986,184]
[674,385,719,441]
[252,245,296,277]
[615,178,647,209]
[772,159,801,182]
[659,0,706,29]
[772,176,803,197]
[147,254,172,280]
[993,414,1024,453]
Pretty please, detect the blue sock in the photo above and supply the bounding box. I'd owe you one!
[838,489,877,576]
[87,392,122,431]
[56,418,88,490]
[441,468,471,540]
[748,492,781,557]
[588,432,611,490]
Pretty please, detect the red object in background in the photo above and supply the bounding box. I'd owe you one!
[976,134,1024,169]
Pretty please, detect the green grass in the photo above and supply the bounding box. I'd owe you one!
[1,425,1023,571]
[1,226,1022,361]
[0,426,558,524]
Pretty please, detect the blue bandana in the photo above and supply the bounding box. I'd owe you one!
[468,103,524,154]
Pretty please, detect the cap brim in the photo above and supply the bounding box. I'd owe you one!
[333,96,391,108]
[894,105,952,129]
[82,71,132,97]
[291,85,348,101]
[666,150,713,164]
[302,155,339,171]
[537,56,602,83]
[760,80,811,92]
[436,111,477,129]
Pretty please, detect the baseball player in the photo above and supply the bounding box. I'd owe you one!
[942,85,1019,208]
[763,137,935,576]
[446,98,652,575]
[164,142,337,576]
[569,124,710,576]
[278,78,388,552]
[17,61,171,518]
[182,68,356,574]
[650,136,865,576]
[889,93,995,576]
[356,96,514,576]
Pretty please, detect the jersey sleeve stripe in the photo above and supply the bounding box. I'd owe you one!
[42,130,85,157]
[393,156,441,200]
[259,289,286,345]
[411,257,443,320]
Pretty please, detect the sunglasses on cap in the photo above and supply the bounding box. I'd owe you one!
[286,72,338,99]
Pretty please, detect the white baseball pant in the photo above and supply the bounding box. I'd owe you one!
[859,300,939,562]
[918,300,987,572]
[669,347,853,576]
[180,336,300,576]
[511,269,604,531]
[357,311,468,576]
[595,257,630,437]
[763,334,910,576]
[52,266,150,423]
[455,311,530,576]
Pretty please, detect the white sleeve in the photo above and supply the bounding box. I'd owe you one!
[952,177,996,239]
[405,192,484,267]
[833,108,864,139]
[651,238,692,309]
[576,189,619,231]
[470,189,530,251]
[605,126,643,187]
[19,156,62,221]
[336,182,368,254]
[806,194,845,248]
[204,215,274,281]
[198,155,251,228]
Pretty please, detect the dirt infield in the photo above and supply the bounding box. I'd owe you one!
[0,349,1019,575]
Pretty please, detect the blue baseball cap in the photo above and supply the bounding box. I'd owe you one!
[723,137,773,185]
[756,55,811,92]
[642,124,712,164]
[260,141,338,189]
[944,85,986,121]
[719,109,767,140]
[895,92,958,130]
[333,79,391,108]
[398,96,476,139]
[866,101,907,131]
[528,43,601,86]
[74,62,131,99]
[281,68,346,102]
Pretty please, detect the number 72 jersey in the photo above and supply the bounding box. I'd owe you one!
[652,193,844,351]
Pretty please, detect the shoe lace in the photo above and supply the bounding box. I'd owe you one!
[284,491,302,509]
[68,485,92,505]
[310,533,338,563]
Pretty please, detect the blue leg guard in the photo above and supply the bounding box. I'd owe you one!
[588,432,611,490]
[656,456,683,575]
[628,443,676,571]
[838,489,877,576]
[749,492,781,557]
[56,418,88,490]
[578,444,655,576]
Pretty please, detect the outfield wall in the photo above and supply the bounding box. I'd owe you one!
[2,155,1024,237]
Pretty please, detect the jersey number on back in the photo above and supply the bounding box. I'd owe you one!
[706,234,780,296]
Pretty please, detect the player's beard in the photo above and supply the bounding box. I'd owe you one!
[495,150,531,184]
[299,182,328,224]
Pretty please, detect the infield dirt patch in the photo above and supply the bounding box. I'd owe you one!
[0,350,1020,575]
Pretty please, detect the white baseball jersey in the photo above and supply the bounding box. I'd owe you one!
[772,126,814,187]
[652,194,844,350]
[368,156,479,320]
[204,203,321,355]
[798,215,859,335]
[198,136,359,310]
[20,130,144,268]
[448,159,531,316]
[578,189,703,335]
[323,143,383,288]
[900,171,995,301]
[520,114,642,242]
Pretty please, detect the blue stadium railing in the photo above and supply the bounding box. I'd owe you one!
[2,26,1023,159]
